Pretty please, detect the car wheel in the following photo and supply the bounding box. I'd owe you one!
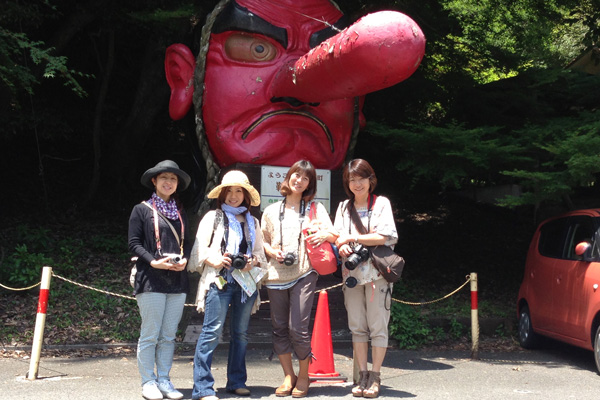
[594,325,600,375]
[518,305,538,349]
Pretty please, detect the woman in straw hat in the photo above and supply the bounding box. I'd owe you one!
[128,160,192,400]
[261,160,338,398]
[188,170,267,400]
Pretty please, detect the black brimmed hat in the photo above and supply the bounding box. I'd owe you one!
[140,160,191,191]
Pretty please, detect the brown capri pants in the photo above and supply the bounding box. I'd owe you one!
[267,272,318,360]
[343,278,392,348]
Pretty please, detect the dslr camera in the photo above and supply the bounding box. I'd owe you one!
[282,251,297,266]
[344,244,370,270]
[163,253,182,264]
[230,252,247,270]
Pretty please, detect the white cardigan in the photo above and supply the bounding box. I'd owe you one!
[188,209,267,314]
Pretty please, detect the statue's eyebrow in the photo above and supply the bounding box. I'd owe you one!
[212,1,288,48]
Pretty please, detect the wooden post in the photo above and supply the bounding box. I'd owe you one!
[470,272,479,360]
[27,266,52,380]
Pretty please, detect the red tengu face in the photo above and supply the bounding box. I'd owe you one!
[202,0,362,169]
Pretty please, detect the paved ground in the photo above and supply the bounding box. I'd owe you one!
[5,274,600,399]
[4,342,600,400]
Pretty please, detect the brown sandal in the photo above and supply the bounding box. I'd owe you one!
[363,371,380,398]
[352,370,370,397]
[275,376,297,397]
[291,377,310,398]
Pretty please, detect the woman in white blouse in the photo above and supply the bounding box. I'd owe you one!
[334,159,398,399]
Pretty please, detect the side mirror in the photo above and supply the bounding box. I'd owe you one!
[575,242,590,257]
[575,241,595,261]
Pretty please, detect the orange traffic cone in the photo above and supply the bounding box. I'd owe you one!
[308,290,347,382]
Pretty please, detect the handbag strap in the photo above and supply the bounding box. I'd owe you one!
[308,201,317,222]
[141,201,183,255]
[347,194,377,235]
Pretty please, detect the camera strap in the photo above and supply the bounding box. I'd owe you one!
[221,212,252,256]
[279,198,306,253]
[142,200,184,258]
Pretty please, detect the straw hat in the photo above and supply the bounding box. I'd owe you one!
[207,170,260,206]
[140,160,191,191]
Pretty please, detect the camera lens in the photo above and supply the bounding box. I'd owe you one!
[231,254,246,269]
[345,254,360,270]
[283,253,295,266]
[170,256,181,263]
[345,276,358,288]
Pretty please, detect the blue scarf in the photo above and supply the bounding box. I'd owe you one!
[221,204,256,302]
[149,193,179,220]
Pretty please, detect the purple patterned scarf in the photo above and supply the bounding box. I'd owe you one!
[149,193,179,220]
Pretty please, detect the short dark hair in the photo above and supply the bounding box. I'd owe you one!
[342,159,377,200]
[280,160,317,202]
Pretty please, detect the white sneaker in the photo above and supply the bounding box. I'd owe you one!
[142,381,164,400]
[158,380,184,400]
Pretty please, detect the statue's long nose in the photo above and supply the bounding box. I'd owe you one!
[270,11,426,103]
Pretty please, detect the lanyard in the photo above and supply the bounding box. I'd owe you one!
[151,199,184,257]
[279,198,306,253]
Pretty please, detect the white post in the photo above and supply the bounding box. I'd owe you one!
[27,266,52,380]
[470,272,479,360]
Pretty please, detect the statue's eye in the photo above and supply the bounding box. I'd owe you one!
[224,33,277,62]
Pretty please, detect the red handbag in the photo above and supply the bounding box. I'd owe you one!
[304,204,338,275]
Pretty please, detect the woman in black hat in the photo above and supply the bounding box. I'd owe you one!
[128,160,192,400]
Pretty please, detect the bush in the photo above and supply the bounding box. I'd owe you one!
[389,302,433,349]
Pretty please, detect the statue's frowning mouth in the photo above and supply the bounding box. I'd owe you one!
[241,110,334,153]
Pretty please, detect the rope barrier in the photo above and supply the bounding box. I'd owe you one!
[9,266,480,380]
[392,275,472,306]
[2,272,472,308]
[0,281,41,291]
[51,273,136,301]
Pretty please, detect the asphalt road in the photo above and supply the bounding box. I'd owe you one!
[3,341,600,400]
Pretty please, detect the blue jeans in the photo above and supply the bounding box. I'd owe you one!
[192,281,257,399]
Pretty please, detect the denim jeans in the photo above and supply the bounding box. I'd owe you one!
[136,292,186,386]
[192,281,257,399]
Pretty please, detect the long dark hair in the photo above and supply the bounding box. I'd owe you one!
[342,159,377,234]
[279,160,317,202]
[216,186,252,211]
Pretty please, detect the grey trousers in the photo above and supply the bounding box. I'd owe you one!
[267,272,318,360]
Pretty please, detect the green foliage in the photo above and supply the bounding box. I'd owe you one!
[0,27,90,99]
[15,224,52,252]
[438,0,593,81]
[500,112,600,207]
[1,244,54,286]
[90,234,129,256]
[389,302,433,349]
[366,66,600,208]
[366,121,523,190]
[448,317,467,340]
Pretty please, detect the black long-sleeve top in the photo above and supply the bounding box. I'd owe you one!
[128,203,191,295]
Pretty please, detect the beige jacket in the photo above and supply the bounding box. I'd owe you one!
[261,201,335,285]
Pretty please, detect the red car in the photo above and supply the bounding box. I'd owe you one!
[517,208,600,372]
